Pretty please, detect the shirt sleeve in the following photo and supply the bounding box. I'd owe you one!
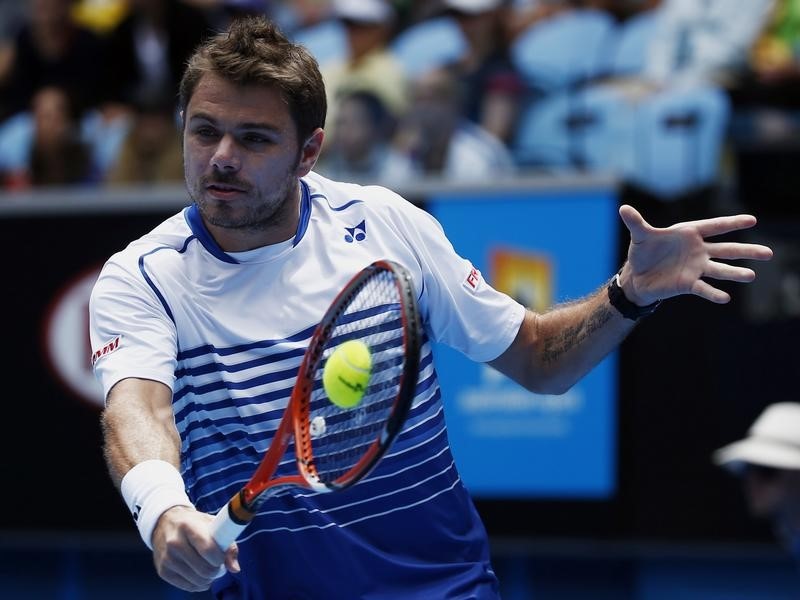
[391,198,526,363]
[89,257,178,401]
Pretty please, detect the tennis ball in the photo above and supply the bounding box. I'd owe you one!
[323,340,372,409]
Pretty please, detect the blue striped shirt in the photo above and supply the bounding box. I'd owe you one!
[90,172,525,598]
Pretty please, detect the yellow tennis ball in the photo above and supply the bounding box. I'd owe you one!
[323,340,372,408]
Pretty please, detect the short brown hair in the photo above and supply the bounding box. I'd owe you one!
[179,17,326,141]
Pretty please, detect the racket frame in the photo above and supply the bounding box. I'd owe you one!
[211,260,421,548]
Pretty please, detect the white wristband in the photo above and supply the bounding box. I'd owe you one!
[120,459,194,550]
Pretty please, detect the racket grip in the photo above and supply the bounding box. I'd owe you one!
[210,504,248,550]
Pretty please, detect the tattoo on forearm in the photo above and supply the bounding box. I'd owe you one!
[541,304,614,365]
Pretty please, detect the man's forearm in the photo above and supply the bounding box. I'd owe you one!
[101,378,181,488]
[491,284,636,394]
[539,295,617,366]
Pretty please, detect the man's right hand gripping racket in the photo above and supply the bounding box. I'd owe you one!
[210,259,422,549]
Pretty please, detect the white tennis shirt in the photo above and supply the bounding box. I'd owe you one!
[90,171,525,598]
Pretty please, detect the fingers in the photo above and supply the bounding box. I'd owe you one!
[691,279,731,304]
[159,565,212,593]
[703,260,756,283]
[225,545,241,575]
[158,538,224,591]
[188,526,228,573]
[153,508,232,592]
[708,242,773,261]
[692,214,757,238]
[158,553,216,593]
[618,204,651,243]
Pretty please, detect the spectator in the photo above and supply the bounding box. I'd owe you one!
[441,0,526,145]
[727,0,800,142]
[321,0,409,143]
[269,0,337,35]
[2,86,95,189]
[0,0,25,43]
[316,90,418,184]
[0,0,109,121]
[105,97,184,186]
[714,402,800,563]
[642,0,775,90]
[0,1,24,106]
[584,0,774,105]
[394,66,516,179]
[104,0,212,110]
[72,0,129,34]
[180,0,272,31]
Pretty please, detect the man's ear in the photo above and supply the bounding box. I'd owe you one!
[296,128,325,177]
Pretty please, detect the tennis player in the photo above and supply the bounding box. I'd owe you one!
[89,16,773,598]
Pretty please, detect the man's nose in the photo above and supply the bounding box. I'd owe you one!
[211,134,241,172]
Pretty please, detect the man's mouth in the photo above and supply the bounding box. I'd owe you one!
[205,182,248,198]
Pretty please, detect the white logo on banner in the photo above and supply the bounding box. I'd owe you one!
[43,267,105,409]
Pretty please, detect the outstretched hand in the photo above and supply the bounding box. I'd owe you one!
[617,205,773,306]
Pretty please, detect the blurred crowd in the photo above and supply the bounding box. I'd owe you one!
[1,0,799,199]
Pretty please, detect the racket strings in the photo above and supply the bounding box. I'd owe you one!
[306,271,408,485]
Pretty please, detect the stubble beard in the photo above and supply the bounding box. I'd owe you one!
[188,164,300,233]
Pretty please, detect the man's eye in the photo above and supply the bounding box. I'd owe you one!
[196,128,218,138]
[244,134,270,144]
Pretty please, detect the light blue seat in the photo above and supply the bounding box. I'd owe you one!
[389,16,466,79]
[512,92,575,167]
[570,84,636,175]
[0,109,137,180]
[292,19,348,67]
[512,84,633,172]
[513,83,730,198]
[80,110,132,177]
[606,8,661,77]
[628,84,731,198]
[510,9,616,93]
[0,112,33,172]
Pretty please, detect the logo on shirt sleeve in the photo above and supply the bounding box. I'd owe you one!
[463,266,481,293]
[91,335,122,366]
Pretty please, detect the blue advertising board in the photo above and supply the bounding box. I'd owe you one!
[427,185,619,498]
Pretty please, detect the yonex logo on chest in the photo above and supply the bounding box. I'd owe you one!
[344,220,366,243]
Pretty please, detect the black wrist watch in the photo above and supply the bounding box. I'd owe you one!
[607,272,661,320]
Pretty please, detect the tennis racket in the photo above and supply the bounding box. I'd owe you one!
[210,259,422,549]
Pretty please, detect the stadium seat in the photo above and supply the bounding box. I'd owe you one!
[510,9,616,93]
[0,112,33,173]
[80,110,131,176]
[605,8,661,77]
[292,19,348,67]
[389,16,466,79]
[513,83,730,198]
[512,84,634,172]
[628,84,731,198]
[512,92,576,167]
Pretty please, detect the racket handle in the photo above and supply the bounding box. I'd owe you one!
[210,503,248,550]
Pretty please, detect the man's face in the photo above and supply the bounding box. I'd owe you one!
[33,87,71,147]
[742,465,800,522]
[183,73,319,250]
[334,97,378,161]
